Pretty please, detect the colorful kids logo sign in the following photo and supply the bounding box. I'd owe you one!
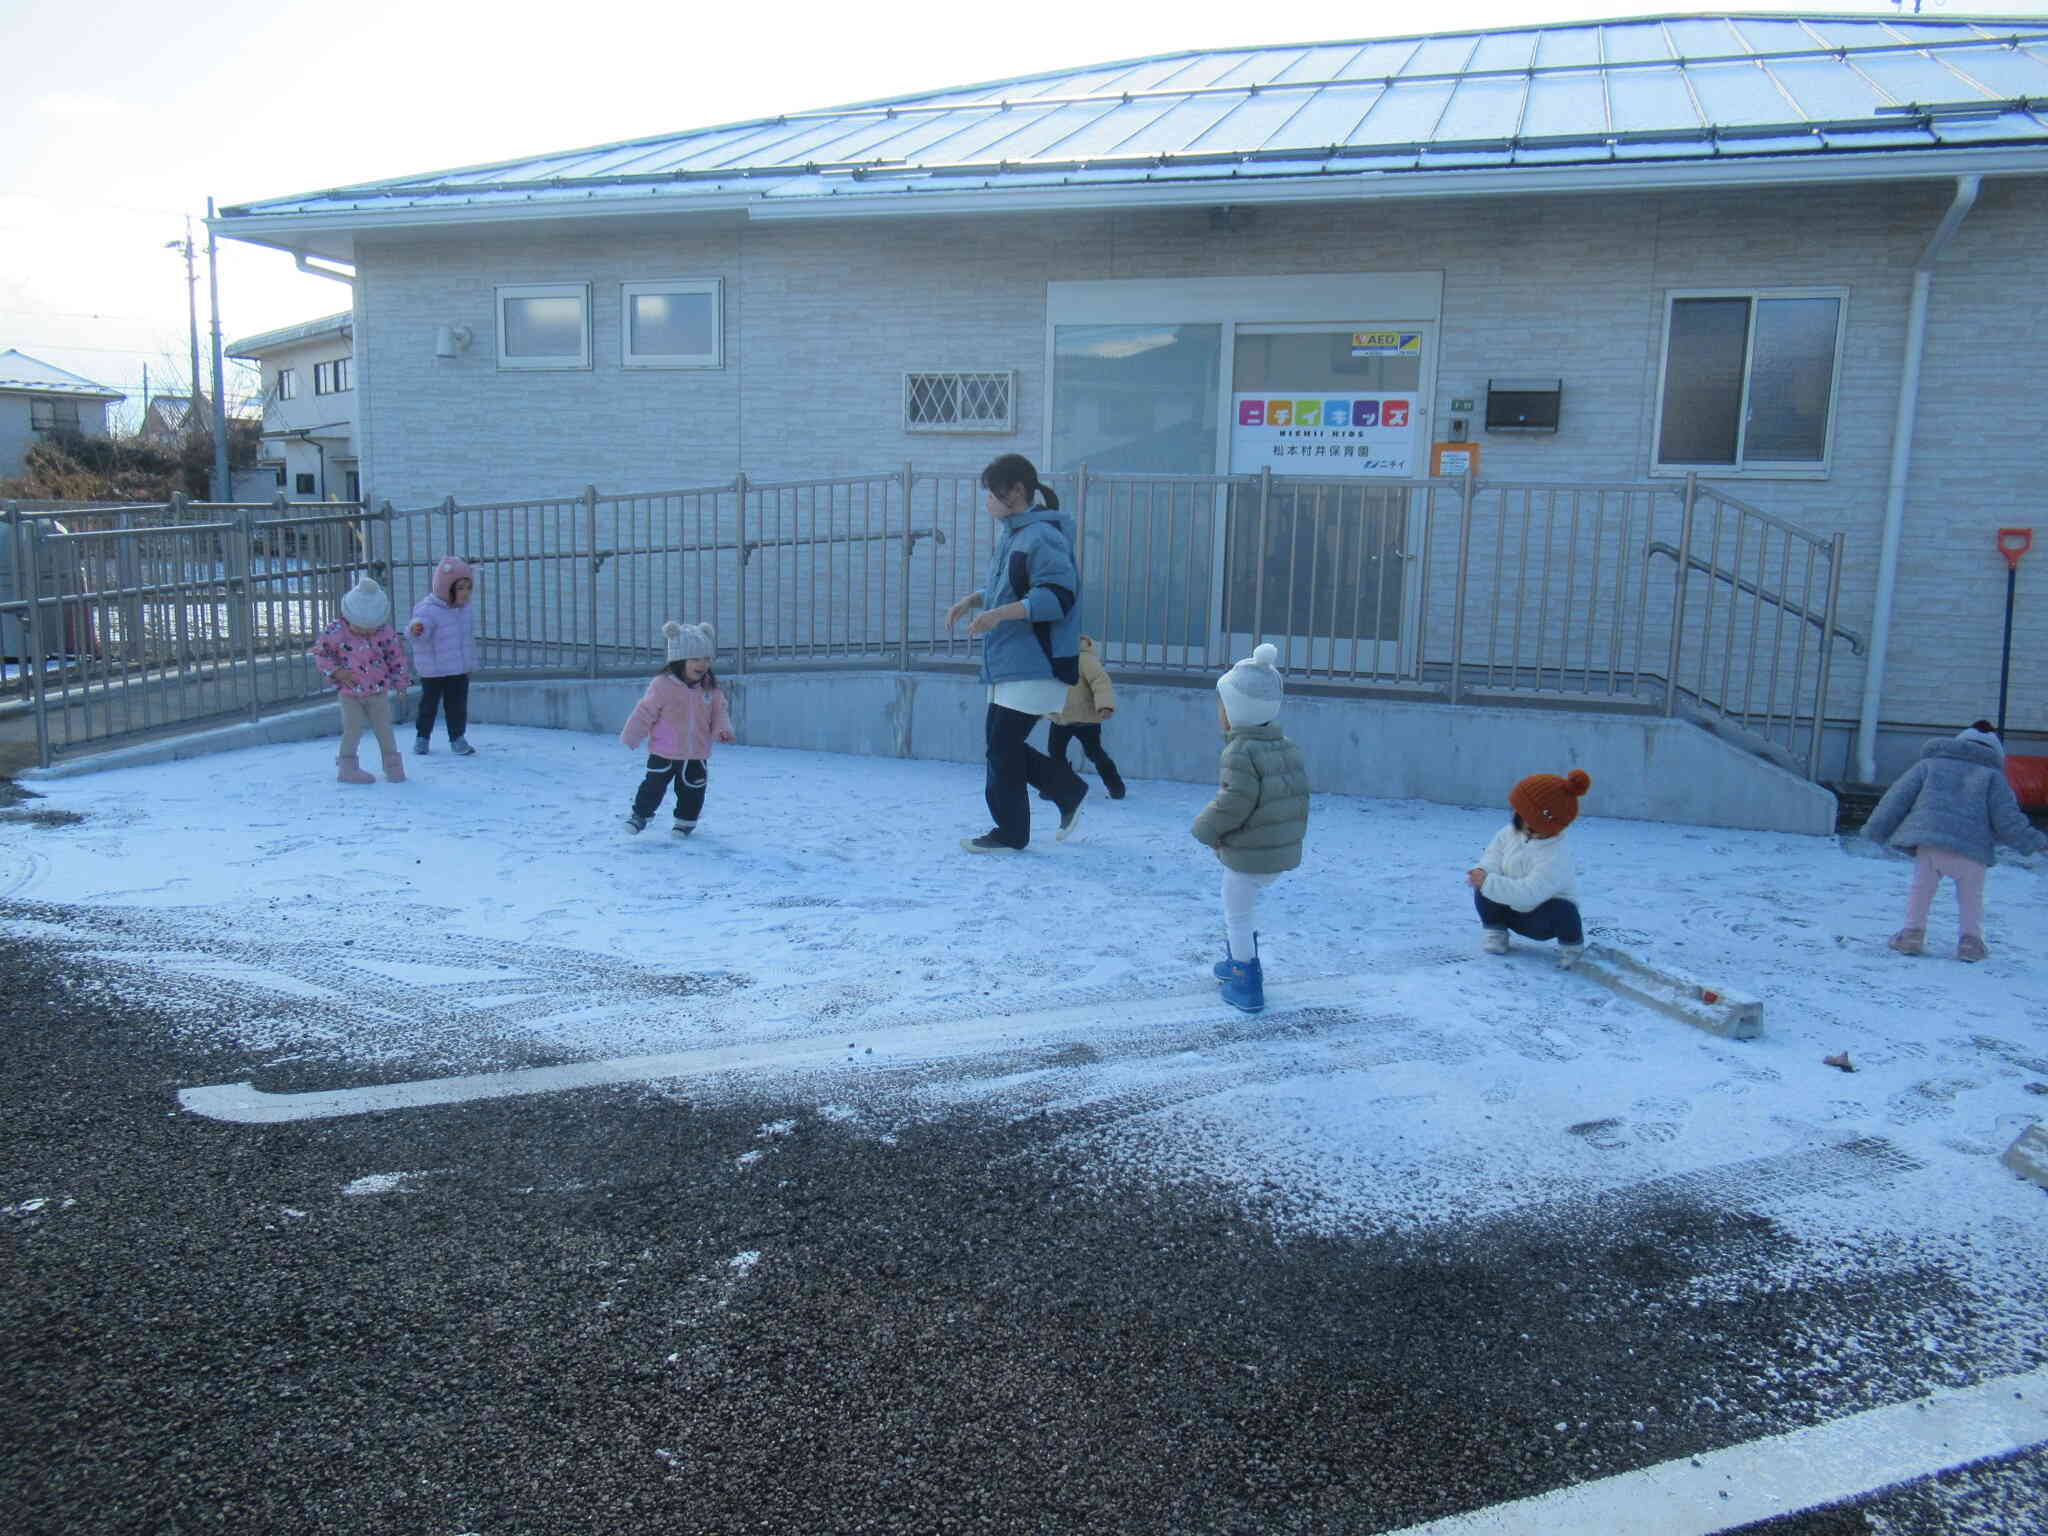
[1229,391,1420,478]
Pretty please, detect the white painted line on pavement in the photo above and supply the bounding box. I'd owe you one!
[1379,1365,2048,1536]
[178,972,1382,1124]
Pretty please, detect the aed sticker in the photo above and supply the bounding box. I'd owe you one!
[1350,332,1423,357]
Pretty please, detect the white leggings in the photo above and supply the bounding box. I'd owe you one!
[1222,869,1280,961]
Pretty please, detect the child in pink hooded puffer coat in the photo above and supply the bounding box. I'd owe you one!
[620,620,735,836]
[408,555,480,756]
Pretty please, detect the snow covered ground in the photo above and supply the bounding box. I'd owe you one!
[5,725,2048,1372]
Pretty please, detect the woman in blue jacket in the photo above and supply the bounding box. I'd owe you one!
[945,454,1089,851]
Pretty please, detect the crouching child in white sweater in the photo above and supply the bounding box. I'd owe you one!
[1466,769,1592,969]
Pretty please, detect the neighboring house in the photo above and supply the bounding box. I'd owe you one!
[138,394,197,446]
[224,312,356,501]
[0,350,123,474]
[213,13,2048,780]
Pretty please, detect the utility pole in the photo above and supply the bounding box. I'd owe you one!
[206,197,229,503]
[165,221,205,461]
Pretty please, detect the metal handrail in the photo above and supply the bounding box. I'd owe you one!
[1645,540,1866,655]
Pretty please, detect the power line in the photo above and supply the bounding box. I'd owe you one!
[1,190,192,218]
[2,339,189,356]
[0,306,164,323]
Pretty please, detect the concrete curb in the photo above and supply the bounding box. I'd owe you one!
[2002,1122,2048,1189]
[15,671,1837,836]
[18,705,346,780]
[1576,944,1764,1039]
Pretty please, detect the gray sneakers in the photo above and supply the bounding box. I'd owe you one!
[1481,929,1509,955]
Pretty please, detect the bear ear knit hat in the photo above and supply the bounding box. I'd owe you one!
[1957,720,2004,758]
[432,555,475,605]
[1510,769,1592,836]
[1216,643,1285,727]
[663,620,716,663]
[339,572,391,628]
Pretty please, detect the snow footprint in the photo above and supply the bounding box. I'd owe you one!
[1567,1117,1630,1152]
[1885,1077,1982,1124]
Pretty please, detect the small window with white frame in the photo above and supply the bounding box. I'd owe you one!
[904,370,1015,433]
[496,282,592,370]
[621,279,722,369]
[1653,289,1846,475]
[276,367,297,400]
[312,358,352,395]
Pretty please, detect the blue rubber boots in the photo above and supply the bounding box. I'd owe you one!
[1213,934,1265,1013]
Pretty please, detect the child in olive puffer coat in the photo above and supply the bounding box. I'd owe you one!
[1192,644,1309,1013]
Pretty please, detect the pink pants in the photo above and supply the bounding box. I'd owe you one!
[1903,846,1987,939]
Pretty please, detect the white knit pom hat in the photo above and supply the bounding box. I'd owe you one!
[339,572,390,628]
[1217,643,1285,727]
[663,620,716,663]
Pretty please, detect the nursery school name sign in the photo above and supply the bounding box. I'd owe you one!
[1232,392,1420,477]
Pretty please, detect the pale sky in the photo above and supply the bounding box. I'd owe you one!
[2,0,2039,425]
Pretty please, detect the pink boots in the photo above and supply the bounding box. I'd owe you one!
[381,751,406,784]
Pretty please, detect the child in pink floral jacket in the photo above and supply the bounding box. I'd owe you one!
[312,573,412,785]
[620,620,734,836]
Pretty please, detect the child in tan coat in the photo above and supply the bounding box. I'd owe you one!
[1047,636,1125,798]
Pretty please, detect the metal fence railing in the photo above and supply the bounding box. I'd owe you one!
[3,469,1853,777]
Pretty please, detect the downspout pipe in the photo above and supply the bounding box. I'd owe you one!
[1856,174,1979,784]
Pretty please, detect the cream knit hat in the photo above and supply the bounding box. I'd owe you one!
[1216,643,1284,727]
[663,620,716,663]
[339,572,390,628]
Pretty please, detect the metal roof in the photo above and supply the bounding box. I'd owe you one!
[220,13,2048,237]
[0,350,125,400]
[225,311,352,359]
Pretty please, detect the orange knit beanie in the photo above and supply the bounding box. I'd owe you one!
[1510,769,1592,837]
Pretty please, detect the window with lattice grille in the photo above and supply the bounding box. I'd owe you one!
[903,371,1014,433]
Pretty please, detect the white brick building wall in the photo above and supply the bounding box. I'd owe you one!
[349,176,2048,778]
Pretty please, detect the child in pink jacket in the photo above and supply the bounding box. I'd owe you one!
[620,620,735,836]
[407,554,480,756]
[311,573,413,784]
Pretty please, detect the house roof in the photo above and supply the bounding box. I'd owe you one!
[225,311,352,359]
[0,349,124,401]
[217,12,2048,250]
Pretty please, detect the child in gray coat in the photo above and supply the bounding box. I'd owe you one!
[1192,644,1309,1013]
[1863,721,2045,962]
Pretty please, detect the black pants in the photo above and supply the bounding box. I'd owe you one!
[633,756,708,822]
[1047,722,1124,795]
[1474,890,1584,945]
[984,705,1084,849]
[415,674,470,742]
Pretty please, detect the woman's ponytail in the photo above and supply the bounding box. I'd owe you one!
[981,453,1056,510]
